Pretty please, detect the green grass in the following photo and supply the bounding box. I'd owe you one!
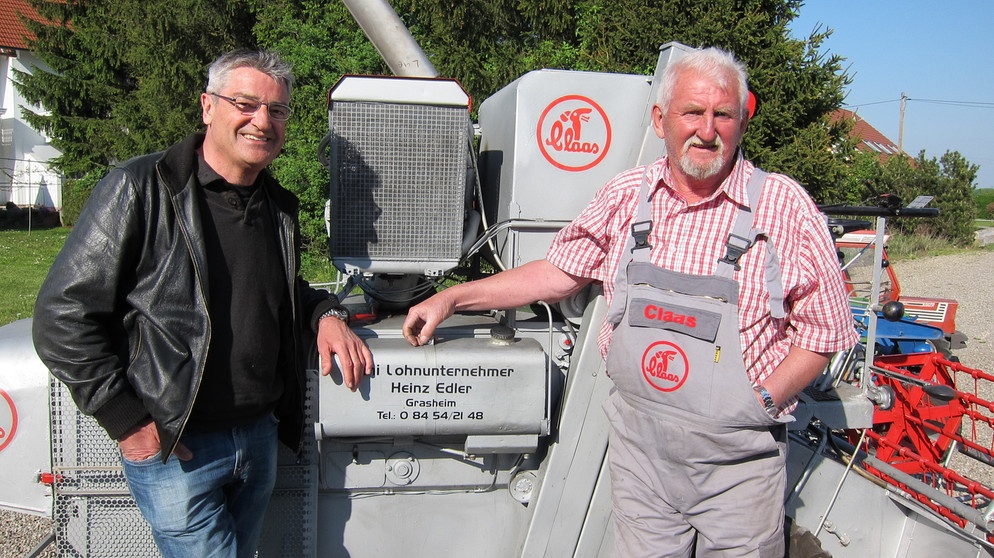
[0,228,344,326]
[885,231,958,260]
[0,228,69,325]
[300,250,344,286]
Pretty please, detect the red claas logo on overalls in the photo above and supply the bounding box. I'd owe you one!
[641,341,689,392]
[0,387,17,452]
[536,95,612,172]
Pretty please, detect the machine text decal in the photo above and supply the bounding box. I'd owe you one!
[318,337,547,437]
[536,95,612,172]
[371,364,514,423]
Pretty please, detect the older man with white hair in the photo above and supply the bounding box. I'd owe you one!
[403,47,856,557]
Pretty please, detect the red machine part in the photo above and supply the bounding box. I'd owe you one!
[847,353,994,542]
[836,237,961,336]
[900,296,960,337]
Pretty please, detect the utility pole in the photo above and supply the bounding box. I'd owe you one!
[898,92,907,153]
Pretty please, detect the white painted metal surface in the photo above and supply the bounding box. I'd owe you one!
[0,319,52,517]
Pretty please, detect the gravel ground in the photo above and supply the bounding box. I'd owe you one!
[0,510,54,558]
[2,250,991,558]
[893,250,994,364]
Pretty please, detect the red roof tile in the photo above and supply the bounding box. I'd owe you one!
[0,0,44,50]
[832,108,905,162]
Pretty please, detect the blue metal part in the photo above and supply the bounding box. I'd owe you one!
[851,306,943,356]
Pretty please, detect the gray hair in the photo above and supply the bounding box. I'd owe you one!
[206,49,294,97]
[656,47,748,117]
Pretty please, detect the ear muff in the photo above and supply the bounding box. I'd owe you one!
[747,91,757,119]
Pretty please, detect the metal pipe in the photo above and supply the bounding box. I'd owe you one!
[341,0,438,77]
[832,434,994,534]
[23,531,55,558]
[785,427,830,507]
[814,427,868,538]
[465,219,573,263]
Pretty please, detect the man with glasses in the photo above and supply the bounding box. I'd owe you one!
[33,49,372,558]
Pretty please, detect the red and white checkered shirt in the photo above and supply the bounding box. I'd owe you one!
[547,154,858,388]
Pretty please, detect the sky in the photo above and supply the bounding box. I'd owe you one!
[788,1,994,189]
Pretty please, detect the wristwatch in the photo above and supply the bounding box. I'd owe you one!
[754,385,777,417]
[319,306,350,324]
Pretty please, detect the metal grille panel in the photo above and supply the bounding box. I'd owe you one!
[50,379,157,557]
[50,374,317,557]
[329,101,470,275]
[53,495,155,558]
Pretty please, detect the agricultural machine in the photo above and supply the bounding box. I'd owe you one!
[1,1,993,556]
[827,199,966,357]
[789,200,994,557]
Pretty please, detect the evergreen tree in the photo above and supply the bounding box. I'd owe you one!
[250,0,384,252]
[16,1,128,179]
[933,151,978,245]
[388,0,854,201]
[17,0,256,173]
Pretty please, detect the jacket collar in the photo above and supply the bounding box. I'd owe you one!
[157,133,204,197]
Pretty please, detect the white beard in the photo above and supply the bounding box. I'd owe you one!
[678,135,725,180]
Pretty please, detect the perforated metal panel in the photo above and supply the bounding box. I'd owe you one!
[49,378,156,557]
[49,375,317,557]
[328,95,471,277]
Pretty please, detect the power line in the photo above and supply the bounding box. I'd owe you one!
[911,98,994,108]
[845,99,900,108]
[846,97,994,109]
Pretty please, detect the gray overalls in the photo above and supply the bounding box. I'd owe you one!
[603,168,791,557]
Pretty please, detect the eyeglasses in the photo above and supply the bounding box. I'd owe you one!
[208,93,292,121]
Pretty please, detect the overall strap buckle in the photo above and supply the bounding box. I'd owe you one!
[630,220,653,252]
[719,232,754,271]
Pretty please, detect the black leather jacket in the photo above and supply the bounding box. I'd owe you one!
[33,134,331,459]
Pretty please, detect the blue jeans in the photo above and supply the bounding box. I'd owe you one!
[121,414,279,558]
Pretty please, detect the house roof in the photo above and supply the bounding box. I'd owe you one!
[832,108,904,162]
[0,0,43,51]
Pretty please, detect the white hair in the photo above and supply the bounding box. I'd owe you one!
[656,47,748,117]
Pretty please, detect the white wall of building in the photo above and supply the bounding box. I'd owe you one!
[0,49,63,210]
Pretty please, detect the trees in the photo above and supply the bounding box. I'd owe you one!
[14,0,976,250]
[977,189,994,220]
[389,0,855,202]
[871,151,978,246]
[18,0,258,168]
[16,1,124,180]
[17,0,257,223]
[833,148,978,247]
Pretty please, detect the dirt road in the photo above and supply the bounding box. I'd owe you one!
[895,250,994,371]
